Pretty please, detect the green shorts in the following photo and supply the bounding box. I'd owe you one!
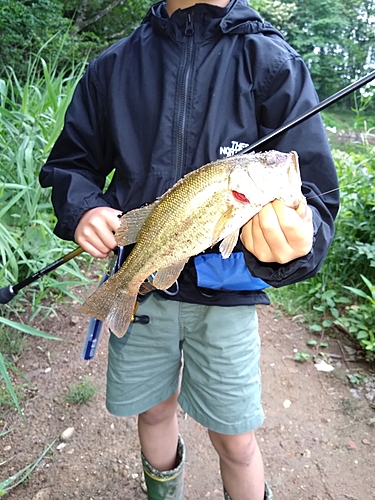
[106,293,264,434]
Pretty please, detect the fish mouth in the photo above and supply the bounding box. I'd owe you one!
[232,190,250,203]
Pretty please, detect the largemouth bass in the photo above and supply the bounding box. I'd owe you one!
[81,150,304,337]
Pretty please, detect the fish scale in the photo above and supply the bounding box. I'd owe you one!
[81,150,304,337]
[128,166,229,267]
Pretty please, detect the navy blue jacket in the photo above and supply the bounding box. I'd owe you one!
[39,0,339,306]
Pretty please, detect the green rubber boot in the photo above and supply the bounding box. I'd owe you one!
[141,435,185,500]
[224,482,274,499]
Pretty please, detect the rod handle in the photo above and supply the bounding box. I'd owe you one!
[0,286,16,305]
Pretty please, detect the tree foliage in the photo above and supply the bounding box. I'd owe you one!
[0,0,153,81]
[251,0,375,102]
[66,0,154,37]
[1,0,375,104]
[250,0,297,34]
[0,0,71,79]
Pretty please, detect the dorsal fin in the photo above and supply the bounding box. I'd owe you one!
[115,201,159,246]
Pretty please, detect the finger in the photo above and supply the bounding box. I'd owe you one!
[246,210,275,262]
[103,209,122,233]
[241,205,283,261]
[240,217,255,254]
[79,219,115,248]
[79,240,111,259]
[76,229,113,256]
[242,201,313,263]
[94,226,118,251]
[74,207,123,258]
[256,203,288,257]
[272,201,313,252]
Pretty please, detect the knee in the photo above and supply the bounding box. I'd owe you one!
[208,430,259,466]
[138,393,178,427]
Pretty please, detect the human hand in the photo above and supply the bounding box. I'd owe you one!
[240,200,313,264]
[74,206,122,258]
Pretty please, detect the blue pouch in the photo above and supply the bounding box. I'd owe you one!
[194,252,269,291]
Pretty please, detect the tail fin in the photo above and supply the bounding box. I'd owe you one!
[80,277,138,338]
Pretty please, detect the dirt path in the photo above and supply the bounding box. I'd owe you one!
[1,297,374,500]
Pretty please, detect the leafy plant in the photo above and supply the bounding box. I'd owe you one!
[0,53,92,301]
[65,377,98,405]
[0,326,26,360]
[0,49,95,419]
[346,372,367,385]
[352,83,375,129]
[295,350,310,362]
[270,120,375,360]
[0,0,154,84]
[307,339,318,346]
[335,275,375,360]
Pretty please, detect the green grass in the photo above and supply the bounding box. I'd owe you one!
[270,134,375,360]
[0,51,90,297]
[0,438,57,495]
[65,377,99,405]
[0,326,26,360]
[322,109,357,130]
[0,50,92,420]
[322,101,375,131]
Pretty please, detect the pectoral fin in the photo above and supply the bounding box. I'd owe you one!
[115,201,159,245]
[219,229,240,259]
[152,260,187,290]
[212,206,235,245]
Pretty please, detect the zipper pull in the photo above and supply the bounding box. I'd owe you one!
[185,13,194,36]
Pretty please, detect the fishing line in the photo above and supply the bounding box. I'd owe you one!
[1,70,374,359]
[1,70,373,305]
[304,176,370,201]
[305,185,345,201]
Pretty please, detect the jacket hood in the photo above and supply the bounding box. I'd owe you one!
[143,0,282,39]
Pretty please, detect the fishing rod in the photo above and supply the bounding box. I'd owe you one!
[0,244,149,360]
[1,69,375,306]
[0,246,84,305]
[240,68,375,154]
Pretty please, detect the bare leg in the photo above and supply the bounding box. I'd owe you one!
[138,392,179,471]
[209,429,264,500]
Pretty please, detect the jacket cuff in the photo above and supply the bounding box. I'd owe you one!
[240,207,328,288]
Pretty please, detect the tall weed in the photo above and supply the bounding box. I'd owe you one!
[270,143,375,359]
[0,53,91,416]
[338,275,375,359]
[0,53,90,301]
[325,149,375,287]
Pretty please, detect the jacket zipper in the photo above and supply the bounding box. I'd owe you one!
[175,12,194,182]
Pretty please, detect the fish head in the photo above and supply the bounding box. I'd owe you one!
[228,150,304,210]
[276,150,305,208]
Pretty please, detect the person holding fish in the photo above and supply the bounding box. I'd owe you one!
[39,0,339,499]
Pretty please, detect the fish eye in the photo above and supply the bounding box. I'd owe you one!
[274,152,287,164]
